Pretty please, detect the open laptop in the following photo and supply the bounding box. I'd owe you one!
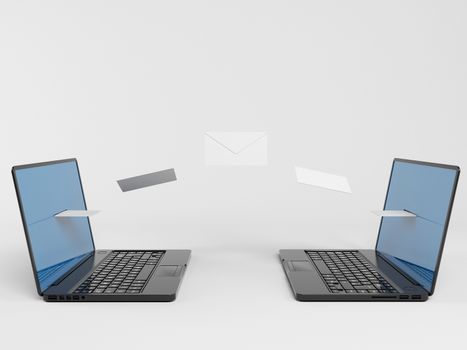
[12,158,190,302]
[280,158,460,301]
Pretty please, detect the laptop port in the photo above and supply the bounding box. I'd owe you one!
[59,296,64,300]
[72,295,79,300]
[48,296,57,300]
[412,295,421,300]
[399,295,409,299]
[66,295,71,300]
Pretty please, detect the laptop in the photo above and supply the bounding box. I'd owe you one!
[279,158,460,301]
[12,158,190,302]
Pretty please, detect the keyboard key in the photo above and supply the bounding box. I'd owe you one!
[313,260,332,274]
[135,265,155,281]
[340,281,353,290]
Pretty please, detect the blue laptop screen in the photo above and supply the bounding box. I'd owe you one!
[376,160,458,293]
[14,160,94,293]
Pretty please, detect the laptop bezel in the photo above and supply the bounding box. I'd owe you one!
[374,158,460,296]
[12,158,96,296]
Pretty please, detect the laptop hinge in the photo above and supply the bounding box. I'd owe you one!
[376,251,429,293]
[49,252,94,288]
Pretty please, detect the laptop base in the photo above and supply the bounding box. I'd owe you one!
[43,249,190,302]
[279,249,428,302]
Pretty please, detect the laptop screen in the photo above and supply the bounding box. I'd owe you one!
[376,159,459,294]
[13,159,95,293]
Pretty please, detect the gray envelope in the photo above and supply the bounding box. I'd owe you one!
[117,168,177,192]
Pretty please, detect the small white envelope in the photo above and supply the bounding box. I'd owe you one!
[295,166,352,193]
[372,210,416,217]
[55,210,100,217]
[204,132,268,166]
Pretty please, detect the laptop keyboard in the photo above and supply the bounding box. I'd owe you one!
[306,251,398,294]
[73,251,164,294]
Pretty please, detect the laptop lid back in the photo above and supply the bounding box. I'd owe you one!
[12,159,95,295]
[375,159,460,295]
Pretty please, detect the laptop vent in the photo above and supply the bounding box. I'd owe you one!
[370,296,397,299]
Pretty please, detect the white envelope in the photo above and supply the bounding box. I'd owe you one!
[55,210,100,217]
[204,132,268,166]
[295,166,352,193]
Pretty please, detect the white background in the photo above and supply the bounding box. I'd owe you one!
[1,1,466,349]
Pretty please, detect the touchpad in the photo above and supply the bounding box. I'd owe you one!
[290,260,314,271]
[155,265,180,277]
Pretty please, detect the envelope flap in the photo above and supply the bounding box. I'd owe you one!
[205,132,266,154]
